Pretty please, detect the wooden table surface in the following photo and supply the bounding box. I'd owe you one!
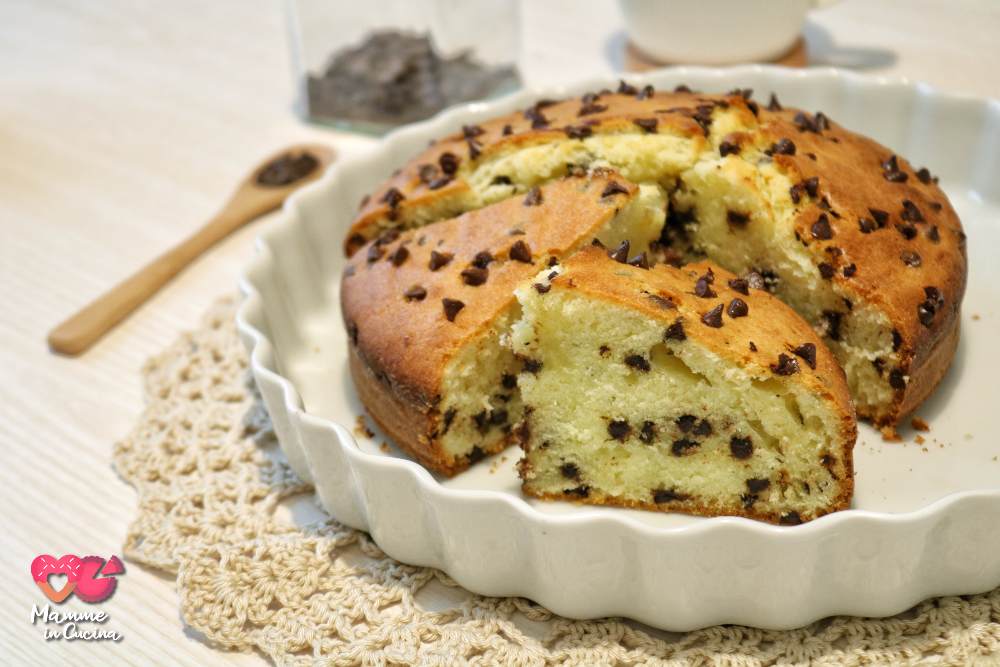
[2,1,998,664]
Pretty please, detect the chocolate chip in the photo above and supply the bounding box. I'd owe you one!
[627,252,649,269]
[599,344,611,357]
[533,282,551,294]
[523,186,543,206]
[608,240,630,263]
[869,208,889,227]
[404,285,427,301]
[916,167,933,184]
[674,84,692,93]
[811,214,834,240]
[768,138,796,156]
[927,226,940,243]
[462,124,484,139]
[461,266,488,286]
[889,368,907,390]
[671,438,699,456]
[442,408,457,433]
[560,462,580,480]
[814,112,831,131]
[843,263,857,278]
[693,419,712,437]
[901,250,922,267]
[727,210,750,226]
[930,201,943,212]
[676,415,697,433]
[858,217,877,233]
[794,111,820,133]
[380,187,405,208]
[501,373,517,389]
[466,138,482,160]
[468,446,486,463]
[727,298,749,318]
[524,105,549,129]
[653,488,686,503]
[489,408,508,426]
[892,329,902,352]
[522,358,542,374]
[608,419,632,441]
[442,298,465,321]
[746,478,770,493]
[367,243,385,263]
[501,124,513,136]
[564,124,593,139]
[767,93,782,111]
[701,304,724,328]
[749,341,757,352]
[730,436,753,459]
[897,223,917,240]
[637,84,655,100]
[602,181,630,198]
[918,286,944,327]
[728,278,749,295]
[429,251,454,271]
[647,294,676,310]
[617,80,638,95]
[719,141,740,157]
[823,310,843,341]
[625,354,650,372]
[792,343,817,369]
[818,263,835,279]
[428,176,452,190]
[740,493,758,509]
[439,152,459,175]
[633,118,658,133]
[640,420,657,444]
[664,318,686,341]
[472,251,494,268]
[578,102,607,116]
[509,240,532,263]
[901,199,924,223]
[564,485,590,498]
[418,164,438,183]
[388,245,409,266]
[771,353,800,375]
[882,155,908,182]
[694,269,716,298]
[779,512,802,526]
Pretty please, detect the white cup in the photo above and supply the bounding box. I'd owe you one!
[619,0,838,65]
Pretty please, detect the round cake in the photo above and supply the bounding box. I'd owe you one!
[344,83,967,434]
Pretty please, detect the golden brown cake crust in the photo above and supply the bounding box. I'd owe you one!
[341,174,641,474]
[345,86,966,428]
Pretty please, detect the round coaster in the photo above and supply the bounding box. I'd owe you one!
[625,36,808,72]
[113,297,1000,664]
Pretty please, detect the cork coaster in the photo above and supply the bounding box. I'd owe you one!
[625,36,808,72]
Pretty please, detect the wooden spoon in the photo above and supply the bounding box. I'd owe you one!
[47,143,336,356]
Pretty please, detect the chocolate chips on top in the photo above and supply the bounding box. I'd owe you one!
[901,199,924,223]
[633,118,658,133]
[701,304,724,328]
[403,285,427,301]
[428,250,454,271]
[770,353,800,376]
[918,286,944,327]
[523,186,543,206]
[460,266,488,286]
[727,298,749,318]
[442,298,465,322]
[509,239,532,263]
[728,278,749,295]
[881,154,908,183]
[768,138,796,156]
[388,245,409,266]
[901,250,922,267]
[811,214,834,240]
[608,240,630,264]
[792,342,817,369]
[694,269,716,298]
[439,152,459,175]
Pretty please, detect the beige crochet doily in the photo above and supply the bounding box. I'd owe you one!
[114,297,1000,666]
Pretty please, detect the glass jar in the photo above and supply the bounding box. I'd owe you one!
[287,0,522,134]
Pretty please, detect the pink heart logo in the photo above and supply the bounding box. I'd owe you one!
[30,555,82,604]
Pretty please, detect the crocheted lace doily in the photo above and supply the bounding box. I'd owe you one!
[114,298,1000,666]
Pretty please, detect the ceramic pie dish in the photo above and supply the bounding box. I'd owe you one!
[236,66,1000,631]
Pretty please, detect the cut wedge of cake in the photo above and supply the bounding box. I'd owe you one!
[341,172,665,475]
[509,245,856,524]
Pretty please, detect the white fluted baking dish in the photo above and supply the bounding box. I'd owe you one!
[237,66,1000,631]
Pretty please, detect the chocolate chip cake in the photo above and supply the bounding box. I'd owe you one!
[509,245,856,524]
[344,84,966,432]
[341,173,666,475]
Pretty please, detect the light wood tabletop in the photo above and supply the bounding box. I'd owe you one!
[2,1,998,664]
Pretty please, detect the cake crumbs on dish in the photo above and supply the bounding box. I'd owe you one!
[911,417,930,432]
[915,435,925,444]
[380,442,390,453]
[972,313,981,321]
[354,415,375,439]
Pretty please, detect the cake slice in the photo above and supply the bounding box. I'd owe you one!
[341,172,666,475]
[509,245,856,524]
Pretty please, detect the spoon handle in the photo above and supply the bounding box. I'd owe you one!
[47,210,247,356]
